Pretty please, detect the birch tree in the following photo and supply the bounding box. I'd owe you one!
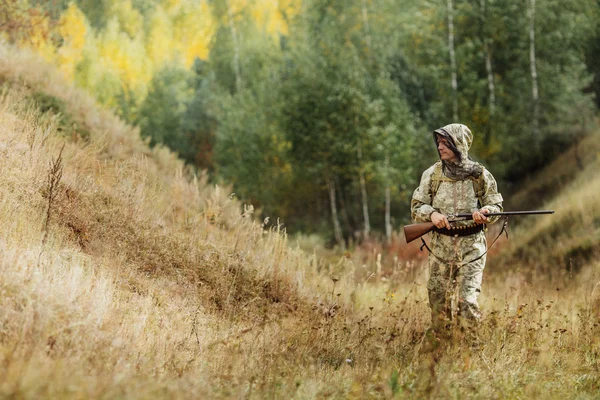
[325,174,345,248]
[528,0,539,138]
[480,0,495,119]
[226,0,242,92]
[384,154,392,244]
[447,0,458,121]
[361,0,372,52]
[359,0,372,239]
[357,143,371,238]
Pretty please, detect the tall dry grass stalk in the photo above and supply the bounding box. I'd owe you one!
[39,144,64,250]
[0,43,597,398]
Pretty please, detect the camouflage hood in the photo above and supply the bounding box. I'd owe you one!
[433,123,483,180]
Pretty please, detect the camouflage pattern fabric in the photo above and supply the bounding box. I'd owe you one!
[411,124,503,328]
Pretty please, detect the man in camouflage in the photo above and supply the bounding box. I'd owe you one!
[411,124,503,331]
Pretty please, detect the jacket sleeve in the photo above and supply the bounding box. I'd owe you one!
[411,167,437,222]
[479,169,503,224]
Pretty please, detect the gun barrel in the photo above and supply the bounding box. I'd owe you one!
[491,210,555,216]
[454,210,555,218]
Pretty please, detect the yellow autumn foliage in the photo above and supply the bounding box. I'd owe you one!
[56,3,87,80]
[172,2,215,67]
[96,19,151,105]
[20,8,54,61]
[108,0,144,38]
[252,0,300,35]
[18,0,299,116]
[146,6,176,67]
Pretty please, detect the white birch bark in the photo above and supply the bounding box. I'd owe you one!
[481,0,496,117]
[528,0,539,137]
[361,0,372,52]
[447,0,458,121]
[360,0,377,240]
[226,0,242,92]
[384,154,392,244]
[326,174,344,248]
[357,144,371,238]
[484,41,496,117]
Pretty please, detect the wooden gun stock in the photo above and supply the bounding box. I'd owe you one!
[403,222,436,244]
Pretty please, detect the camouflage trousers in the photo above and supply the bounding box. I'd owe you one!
[427,231,487,329]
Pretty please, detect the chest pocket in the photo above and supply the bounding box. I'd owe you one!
[430,161,485,212]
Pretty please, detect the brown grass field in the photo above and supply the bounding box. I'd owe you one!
[0,44,598,399]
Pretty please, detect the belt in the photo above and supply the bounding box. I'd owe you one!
[434,223,484,237]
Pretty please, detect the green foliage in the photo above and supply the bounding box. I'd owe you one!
[30,91,90,139]
[23,0,600,242]
[137,65,193,154]
[214,87,292,217]
[585,0,600,108]
[180,59,218,171]
[74,0,109,29]
[389,369,400,396]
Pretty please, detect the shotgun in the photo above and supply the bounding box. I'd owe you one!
[403,210,555,244]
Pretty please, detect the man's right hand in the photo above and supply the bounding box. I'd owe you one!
[431,212,451,230]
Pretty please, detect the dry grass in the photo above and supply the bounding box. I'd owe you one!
[491,129,600,275]
[0,43,598,399]
[508,128,600,212]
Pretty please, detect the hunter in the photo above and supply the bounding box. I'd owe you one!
[411,123,503,331]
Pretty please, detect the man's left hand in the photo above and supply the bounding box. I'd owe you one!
[473,208,489,224]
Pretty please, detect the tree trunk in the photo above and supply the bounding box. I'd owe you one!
[226,0,242,92]
[447,0,458,121]
[361,0,372,52]
[484,41,495,117]
[385,154,392,244]
[480,0,495,146]
[360,0,373,241]
[357,144,371,239]
[385,186,392,244]
[326,174,344,248]
[481,0,495,118]
[334,175,352,232]
[528,0,539,138]
[359,172,370,238]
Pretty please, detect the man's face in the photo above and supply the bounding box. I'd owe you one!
[437,136,459,162]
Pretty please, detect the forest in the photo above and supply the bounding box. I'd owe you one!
[2,0,599,244]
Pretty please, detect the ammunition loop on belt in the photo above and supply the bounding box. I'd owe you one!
[434,223,484,237]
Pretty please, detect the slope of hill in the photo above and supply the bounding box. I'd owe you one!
[0,44,598,399]
[0,44,321,398]
[492,128,600,273]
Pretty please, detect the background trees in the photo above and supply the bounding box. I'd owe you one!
[3,0,598,243]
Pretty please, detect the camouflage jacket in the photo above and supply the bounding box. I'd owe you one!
[411,124,503,226]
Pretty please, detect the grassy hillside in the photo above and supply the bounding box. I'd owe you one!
[0,44,598,399]
[492,128,600,273]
